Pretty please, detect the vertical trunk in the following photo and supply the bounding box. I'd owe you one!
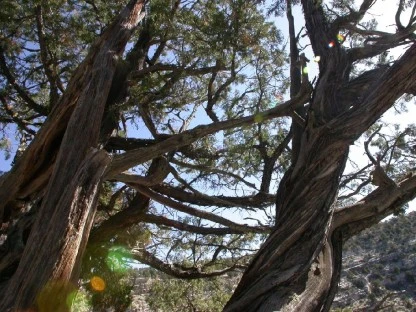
[0,0,146,222]
[277,230,344,312]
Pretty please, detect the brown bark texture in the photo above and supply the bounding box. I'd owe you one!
[0,0,146,310]
[0,0,416,311]
[223,1,416,309]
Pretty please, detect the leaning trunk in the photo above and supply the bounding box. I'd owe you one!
[224,127,350,311]
[225,41,416,312]
[0,150,110,310]
[0,1,145,310]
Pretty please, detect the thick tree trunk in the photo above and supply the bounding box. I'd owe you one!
[224,128,350,312]
[1,0,415,310]
[0,150,110,311]
[0,0,145,223]
[0,1,145,310]
[224,43,416,312]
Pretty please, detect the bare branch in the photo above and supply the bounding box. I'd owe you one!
[133,184,269,233]
[171,158,258,190]
[0,48,47,115]
[332,0,376,30]
[0,95,36,135]
[339,163,372,189]
[333,170,416,237]
[113,157,170,186]
[396,0,406,30]
[151,183,275,208]
[206,57,236,123]
[34,5,60,107]
[259,130,292,194]
[89,192,150,244]
[347,24,416,62]
[141,213,268,235]
[338,178,372,200]
[131,248,244,279]
[333,43,416,138]
[105,83,312,177]
[131,63,227,79]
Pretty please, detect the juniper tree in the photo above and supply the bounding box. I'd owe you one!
[0,0,416,311]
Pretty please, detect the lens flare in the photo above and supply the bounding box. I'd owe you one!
[328,41,335,48]
[90,276,106,292]
[106,246,131,272]
[66,289,91,311]
[36,280,76,311]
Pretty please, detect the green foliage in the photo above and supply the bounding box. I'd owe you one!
[89,270,134,312]
[0,136,11,160]
[2,0,416,310]
[147,276,234,312]
[81,245,135,312]
[81,220,151,311]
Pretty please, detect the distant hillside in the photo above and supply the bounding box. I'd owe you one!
[332,211,416,311]
[128,212,416,311]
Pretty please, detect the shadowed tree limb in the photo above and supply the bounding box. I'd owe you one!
[152,183,275,208]
[34,5,61,108]
[131,248,246,279]
[133,184,269,234]
[333,170,416,235]
[105,83,312,178]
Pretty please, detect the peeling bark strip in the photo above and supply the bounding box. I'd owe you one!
[224,0,416,308]
[224,132,350,312]
[0,0,146,222]
[0,1,145,310]
[0,149,111,310]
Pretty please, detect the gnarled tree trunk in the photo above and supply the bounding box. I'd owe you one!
[1,0,416,311]
[0,1,146,310]
[224,3,416,307]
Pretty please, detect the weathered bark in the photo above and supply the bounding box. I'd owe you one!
[0,149,110,311]
[224,13,353,311]
[1,0,416,311]
[0,0,146,222]
[277,170,416,312]
[0,1,146,310]
[0,202,39,289]
[224,18,416,312]
[224,130,350,312]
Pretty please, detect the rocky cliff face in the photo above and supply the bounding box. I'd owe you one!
[332,211,416,311]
